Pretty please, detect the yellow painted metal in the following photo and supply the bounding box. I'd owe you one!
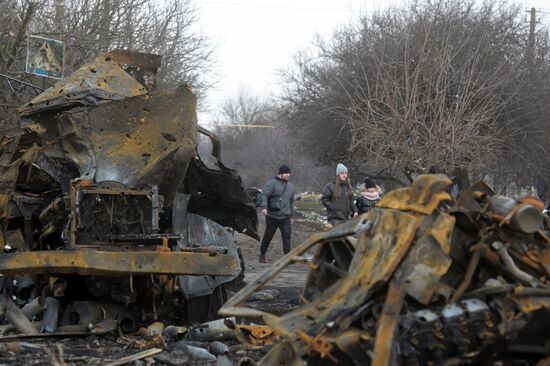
[401,212,455,304]
[19,53,147,114]
[540,246,550,276]
[409,174,452,205]
[377,174,452,215]
[80,86,197,186]
[237,325,276,346]
[511,296,550,313]
[0,250,238,276]
[427,212,455,254]
[265,209,419,339]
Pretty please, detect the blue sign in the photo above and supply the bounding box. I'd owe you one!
[26,35,64,79]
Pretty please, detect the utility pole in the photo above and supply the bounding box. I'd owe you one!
[528,7,536,77]
[55,0,65,34]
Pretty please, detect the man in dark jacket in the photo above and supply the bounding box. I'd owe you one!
[259,165,295,263]
[322,163,357,227]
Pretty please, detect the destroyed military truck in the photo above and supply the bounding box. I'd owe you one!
[0,50,258,330]
[221,175,550,365]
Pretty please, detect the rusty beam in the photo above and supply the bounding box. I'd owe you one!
[0,250,237,276]
[371,278,406,366]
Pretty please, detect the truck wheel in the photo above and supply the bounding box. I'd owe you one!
[185,284,227,323]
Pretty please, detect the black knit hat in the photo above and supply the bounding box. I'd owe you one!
[364,178,376,189]
[278,164,291,174]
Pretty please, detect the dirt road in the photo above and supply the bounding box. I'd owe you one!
[236,212,325,289]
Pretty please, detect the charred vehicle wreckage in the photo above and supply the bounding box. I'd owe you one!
[221,175,550,365]
[0,50,258,333]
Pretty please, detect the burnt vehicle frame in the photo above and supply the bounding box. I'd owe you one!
[0,50,258,329]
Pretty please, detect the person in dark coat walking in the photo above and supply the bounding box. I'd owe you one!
[322,163,357,227]
[355,178,381,214]
[259,165,295,263]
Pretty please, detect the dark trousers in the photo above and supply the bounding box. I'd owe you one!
[260,216,291,255]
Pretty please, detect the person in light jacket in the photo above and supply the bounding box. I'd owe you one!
[258,165,295,263]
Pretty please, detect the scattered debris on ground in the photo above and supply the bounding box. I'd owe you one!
[0,317,252,365]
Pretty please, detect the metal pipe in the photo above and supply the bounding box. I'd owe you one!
[449,248,481,303]
[5,297,38,335]
[507,343,550,355]
[464,285,515,298]
[0,73,44,91]
[41,297,60,333]
[492,242,540,287]
[21,297,45,320]
[512,287,550,297]
[489,196,543,233]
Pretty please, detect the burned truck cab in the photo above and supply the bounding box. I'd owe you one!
[0,50,257,327]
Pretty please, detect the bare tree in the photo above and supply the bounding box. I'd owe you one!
[213,89,327,189]
[213,89,280,186]
[0,1,37,74]
[0,0,214,129]
[281,0,550,189]
[217,88,274,142]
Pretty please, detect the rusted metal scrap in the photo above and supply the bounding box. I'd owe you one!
[221,174,550,365]
[235,324,276,347]
[0,49,258,333]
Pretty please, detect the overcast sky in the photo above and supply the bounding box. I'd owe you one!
[195,0,550,124]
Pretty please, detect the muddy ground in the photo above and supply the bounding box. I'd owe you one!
[238,211,326,287]
[0,207,326,365]
[230,210,326,316]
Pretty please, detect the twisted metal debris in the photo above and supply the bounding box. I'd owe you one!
[0,49,258,332]
[221,174,550,365]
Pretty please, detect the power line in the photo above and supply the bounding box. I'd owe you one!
[200,1,351,12]
[209,124,275,128]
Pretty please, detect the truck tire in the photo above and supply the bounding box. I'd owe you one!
[184,284,228,323]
